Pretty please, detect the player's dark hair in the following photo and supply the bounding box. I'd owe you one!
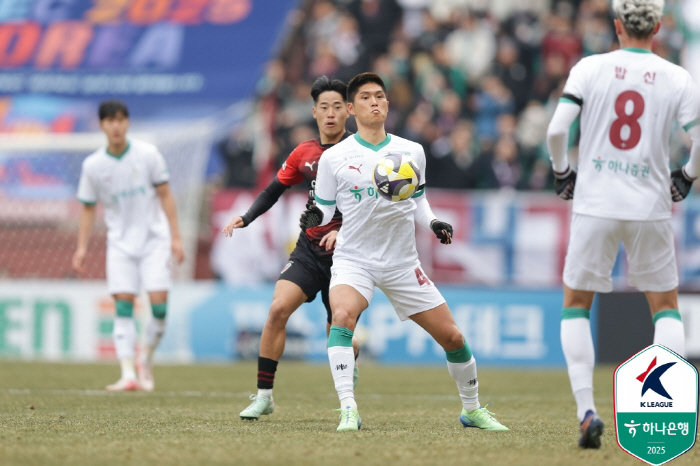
[347,72,387,103]
[311,76,348,103]
[99,100,129,120]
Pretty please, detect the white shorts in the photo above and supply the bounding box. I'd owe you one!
[563,214,678,293]
[330,260,446,321]
[107,241,172,295]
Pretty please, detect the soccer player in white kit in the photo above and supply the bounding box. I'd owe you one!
[546,0,700,449]
[72,100,185,391]
[300,72,508,432]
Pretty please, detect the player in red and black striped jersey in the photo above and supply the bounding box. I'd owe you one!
[222,76,359,420]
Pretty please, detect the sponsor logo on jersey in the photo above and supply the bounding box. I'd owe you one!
[348,164,362,173]
[304,161,317,171]
[349,185,378,202]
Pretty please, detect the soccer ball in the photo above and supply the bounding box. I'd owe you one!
[373,153,421,202]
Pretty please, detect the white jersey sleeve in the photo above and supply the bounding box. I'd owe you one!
[149,148,170,186]
[77,158,97,204]
[677,72,700,131]
[313,151,337,226]
[561,58,590,105]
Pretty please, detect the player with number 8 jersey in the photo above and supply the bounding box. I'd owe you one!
[546,0,700,450]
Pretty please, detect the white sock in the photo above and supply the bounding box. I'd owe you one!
[328,346,356,409]
[113,317,137,379]
[447,357,480,412]
[654,315,685,357]
[257,388,272,398]
[561,317,596,421]
[143,318,166,364]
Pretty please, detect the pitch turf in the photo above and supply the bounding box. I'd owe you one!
[1,361,698,466]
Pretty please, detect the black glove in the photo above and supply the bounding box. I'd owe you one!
[305,190,315,210]
[430,219,453,245]
[554,167,576,200]
[671,167,695,202]
[299,204,324,230]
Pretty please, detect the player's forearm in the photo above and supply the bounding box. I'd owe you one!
[547,103,581,173]
[76,205,96,250]
[413,194,436,229]
[682,125,700,179]
[243,177,289,224]
[160,191,182,240]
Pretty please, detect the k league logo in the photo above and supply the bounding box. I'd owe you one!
[614,345,698,466]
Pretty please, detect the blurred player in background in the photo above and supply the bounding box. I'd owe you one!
[222,76,360,420]
[547,0,700,449]
[73,100,185,391]
[300,72,508,433]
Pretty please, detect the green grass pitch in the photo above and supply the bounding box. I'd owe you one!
[1,361,698,466]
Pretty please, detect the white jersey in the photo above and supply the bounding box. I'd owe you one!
[77,139,171,256]
[314,133,427,269]
[563,48,700,220]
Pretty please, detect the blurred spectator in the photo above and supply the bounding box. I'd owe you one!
[472,76,515,144]
[445,12,497,83]
[427,119,478,189]
[243,0,690,193]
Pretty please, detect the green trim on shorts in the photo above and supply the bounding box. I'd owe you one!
[445,342,473,363]
[328,326,354,347]
[151,303,167,319]
[561,307,590,320]
[115,300,134,318]
[652,309,682,325]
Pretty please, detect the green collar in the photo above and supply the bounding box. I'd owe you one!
[106,142,130,159]
[354,133,391,151]
[622,47,653,54]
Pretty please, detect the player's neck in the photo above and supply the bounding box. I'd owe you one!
[320,130,345,146]
[356,125,388,146]
[619,36,653,52]
[107,140,129,157]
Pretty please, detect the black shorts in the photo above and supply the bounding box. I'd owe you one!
[279,233,333,323]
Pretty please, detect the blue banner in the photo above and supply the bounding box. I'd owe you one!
[168,284,593,366]
[0,0,296,121]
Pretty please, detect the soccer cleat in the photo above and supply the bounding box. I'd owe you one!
[336,406,362,432]
[137,360,155,392]
[240,394,275,420]
[353,365,359,389]
[459,404,509,431]
[106,378,140,392]
[579,410,604,449]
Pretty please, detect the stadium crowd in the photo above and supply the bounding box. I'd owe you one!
[218,0,694,191]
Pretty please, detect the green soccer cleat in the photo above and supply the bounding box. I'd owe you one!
[240,393,274,420]
[459,404,509,431]
[353,365,359,389]
[336,406,362,432]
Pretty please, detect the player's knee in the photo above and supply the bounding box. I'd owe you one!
[267,299,296,327]
[330,308,354,328]
[442,329,465,352]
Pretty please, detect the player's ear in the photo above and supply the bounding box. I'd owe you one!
[347,102,355,116]
[312,106,317,119]
[653,21,661,36]
[613,18,623,37]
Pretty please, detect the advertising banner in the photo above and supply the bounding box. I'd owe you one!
[0,0,296,129]
[0,281,575,366]
[211,189,700,289]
